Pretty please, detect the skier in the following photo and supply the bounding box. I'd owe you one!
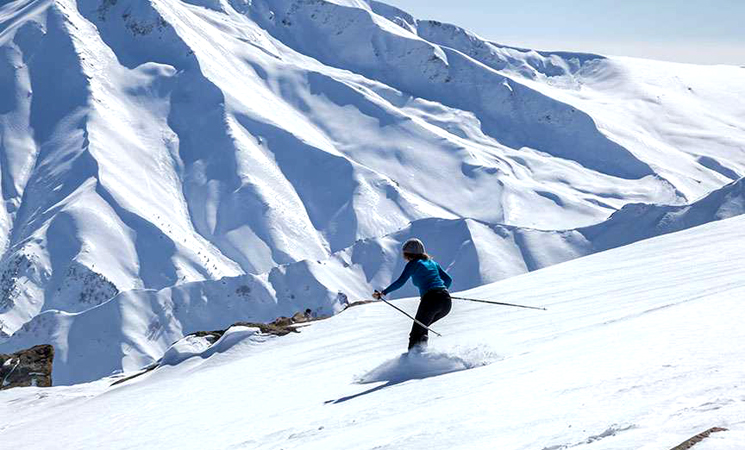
[373,238,453,351]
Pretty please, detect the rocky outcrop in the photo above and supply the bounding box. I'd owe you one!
[0,344,54,390]
[669,427,728,450]
[111,311,319,387]
[271,309,316,329]
[190,309,318,342]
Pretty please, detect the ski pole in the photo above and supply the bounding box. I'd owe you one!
[378,295,442,337]
[451,296,547,311]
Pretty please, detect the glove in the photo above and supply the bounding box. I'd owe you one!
[372,290,383,300]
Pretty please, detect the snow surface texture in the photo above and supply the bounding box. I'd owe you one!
[158,325,264,367]
[1,0,745,383]
[2,211,744,449]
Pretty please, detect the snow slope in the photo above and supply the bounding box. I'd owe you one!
[4,176,745,386]
[2,207,744,449]
[1,0,745,339]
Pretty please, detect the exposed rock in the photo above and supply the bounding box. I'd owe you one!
[669,427,728,450]
[271,316,294,328]
[0,344,54,390]
[0,252,37,314]
[188,330,224,343]
[291,309,314,323]
[60,262,120,308]
[194,315,307,341]
[236,309,317,334]
[111,310,328,387]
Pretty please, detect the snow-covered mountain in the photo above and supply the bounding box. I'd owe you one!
[1,0,744,377]
[2,209,744,449]
[5,176,745,385]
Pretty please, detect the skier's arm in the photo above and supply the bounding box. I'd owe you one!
[437,263,452,289]
[382,262,414,295]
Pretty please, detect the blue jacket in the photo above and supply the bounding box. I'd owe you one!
[382,259,452,297]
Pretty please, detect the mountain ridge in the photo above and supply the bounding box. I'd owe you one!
[3,176,744,384]
[1,0,744,369]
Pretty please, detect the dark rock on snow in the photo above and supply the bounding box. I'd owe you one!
[112,310,320,387]
[0,344,54,390]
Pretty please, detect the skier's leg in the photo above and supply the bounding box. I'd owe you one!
[408,290,452,350]
[408,297,439,350]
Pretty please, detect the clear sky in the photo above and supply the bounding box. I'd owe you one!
[383,0,745,65]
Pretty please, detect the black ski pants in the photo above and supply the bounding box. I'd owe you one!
[409,288,452,350]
